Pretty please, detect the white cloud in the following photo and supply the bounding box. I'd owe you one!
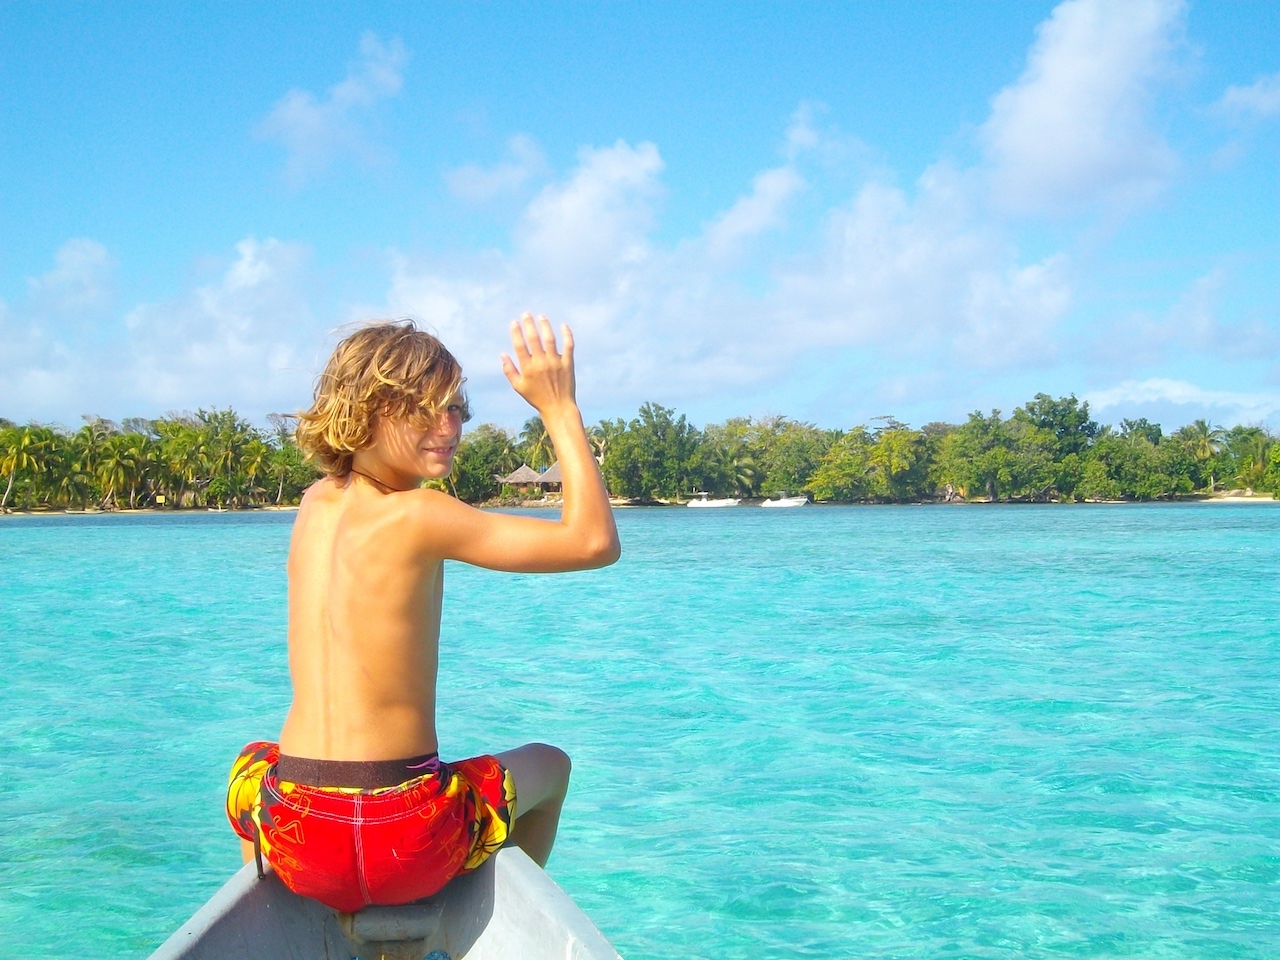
[1167,269,1222,340]
[1170,271,1280,362]
[980,0,1184,215]
[256,32,408,183]
[775,163,1071,369]
[1090,269,1280,370]
[785,103,821,159]
[1,237,333,423]
[0,239,120,421]
[0,296,39,397]
[373,131,1074,422]
[444,135,549,202]
[513,140,664,294]
[703,166,806,260]
[124,238,317,411]
[376,140,668,405]
[1216,71,1280,118]
[1087,378,1280,423]
[26,238,115,314]
[959,257,1072,367]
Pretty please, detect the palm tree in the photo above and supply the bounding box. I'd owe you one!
[1175,419,1225,492]
[0,428,17,509]
[1230,428,1272,491]
[60,425,100,507]
[711,436,761,497]
[97,434,137,509]
[199,409,269,506]
[239,438,270,505]
[1,425,52,509]
[588,420,624,465]
[268,447,290,505]
[729,451,759,497]
[54,431,97,508]
[520,416,554,470]
[160,423,209,506]
[122,433,155,508]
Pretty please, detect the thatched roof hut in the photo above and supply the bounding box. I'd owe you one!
[539,462,562,484]
[497,464,542,484]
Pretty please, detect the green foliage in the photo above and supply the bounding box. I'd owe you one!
[0,411,320,510]
[1121,418,1162,444]
[867,428,930,500]
[588,418,625,467]
[700,418,761,497]
[602,403,704,499]
[1264,443,1280,494]
[1172,419,1226,491]
[807,424,932,502]
[1014,393,1099,456]
[806,428,873,501]
[935,411,1013,500]
[1087,433,1193,500]
[451,424,519,503]
[753,418,839,497]
[888,396,1230,502]
[1224,425,1271,491]
[268,441,317,505]
[518,417,554,469]
[2,395,1273,510]
[1077,456,1121,501]
[692,416,839,498]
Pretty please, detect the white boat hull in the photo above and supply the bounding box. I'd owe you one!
[148,847,621,960]
[760,496,809,508]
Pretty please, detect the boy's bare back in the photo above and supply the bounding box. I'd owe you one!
[279,478,449,762]
[277,314,619,765]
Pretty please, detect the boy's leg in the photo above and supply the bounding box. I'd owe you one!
[494,743,571,868]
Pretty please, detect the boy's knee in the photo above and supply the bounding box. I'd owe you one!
[536,743,572,785]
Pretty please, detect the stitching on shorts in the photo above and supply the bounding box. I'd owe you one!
[274,802,440,826]
[354,795,373,906]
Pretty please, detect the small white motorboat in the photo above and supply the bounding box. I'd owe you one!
[760,495,809,508]
[686,492,741,508]
[148,847,621,960]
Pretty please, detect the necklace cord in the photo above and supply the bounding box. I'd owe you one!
[348,467,408,493]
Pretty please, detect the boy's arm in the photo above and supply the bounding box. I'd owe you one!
[412,315,620,573]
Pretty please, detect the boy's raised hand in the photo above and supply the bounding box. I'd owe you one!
[501,313,577,415]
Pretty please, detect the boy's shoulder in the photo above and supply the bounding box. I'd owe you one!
[299,479,472,546]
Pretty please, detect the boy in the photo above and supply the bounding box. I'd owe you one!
[226,314,620,913]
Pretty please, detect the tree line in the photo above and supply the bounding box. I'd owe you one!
[3,393,1278,510]
[0,410,315,510]
[445,394,1279,503]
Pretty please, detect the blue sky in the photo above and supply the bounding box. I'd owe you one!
[2,0,1277,433]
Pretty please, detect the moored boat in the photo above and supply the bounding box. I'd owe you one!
[686,492,741,508]
[148,846,621,960]
[760,495,809,508]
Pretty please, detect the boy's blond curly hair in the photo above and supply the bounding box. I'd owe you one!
[296,320,470,477]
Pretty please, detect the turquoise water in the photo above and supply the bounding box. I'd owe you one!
[2,504,1278,958]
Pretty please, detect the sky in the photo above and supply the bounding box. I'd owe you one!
[1,0,1277,433]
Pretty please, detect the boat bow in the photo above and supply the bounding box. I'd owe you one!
[148,847,621,960]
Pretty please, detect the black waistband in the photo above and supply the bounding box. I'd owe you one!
[276,752,442,789]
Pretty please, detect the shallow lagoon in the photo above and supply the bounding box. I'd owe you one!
[2,504,1278,958]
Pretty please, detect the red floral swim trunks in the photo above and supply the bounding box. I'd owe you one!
[227,741,516,913]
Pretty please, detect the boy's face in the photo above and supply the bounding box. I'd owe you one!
[371,396,464,481]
